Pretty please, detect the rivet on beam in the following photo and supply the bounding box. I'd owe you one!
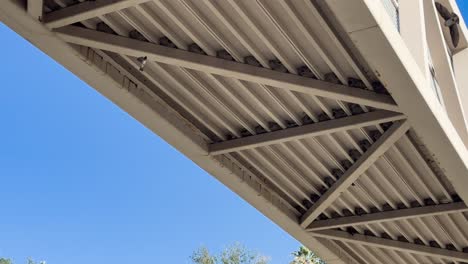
[332,108,347,119]
[268,122,281,131]
[188,43,206,55]
[216,50,234,61]
[129,30,147,42]
[269,59,288,73]
[297,66,316,79]
[324,176,335,187]
[96,22,115,34]
[318,113,330,122]
[324,72,340,84]
[331,169,344,179]
[359,139,371,152]
[349,103,364,114]
[348,77,366,89]
[159,36,177,48]
[301,114,314,125]
[348,149,362,161]
[244,56,261,67]
[372,81,390,95]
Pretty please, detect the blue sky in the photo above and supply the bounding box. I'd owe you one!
[1,2,467,264]
[458,0,468,18]
[0,19,297,264]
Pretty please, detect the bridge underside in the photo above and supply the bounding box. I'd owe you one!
[2,0,468,263]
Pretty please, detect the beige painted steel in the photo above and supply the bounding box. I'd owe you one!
[324,0,468,206]
[311,229,468,262]
[54,25,399,112]
[399,0,430,83]
[3,0,468,263]
[300,120,410,228]
[453,48,468,119]
[43,0,152,29]
[423,0,468,144]
[209,110,405,155]
[0,1,354,264]
[307,202,468,231]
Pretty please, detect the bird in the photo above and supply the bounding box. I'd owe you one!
[435,2,460,48]
[137,56,147,71]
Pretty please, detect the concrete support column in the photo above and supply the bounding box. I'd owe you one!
[399,0,431,84]
[323,0,468,204]
[423,0,468,145]
[453,48,468,123]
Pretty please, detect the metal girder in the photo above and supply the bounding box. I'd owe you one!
[209,110,405,155]
[323,0,468,207]
[54,26,400,112]
[311,230,468,262]
[300,120,410,228]
[307,202,468,231]
[43,0,151,29]
[0,3,357,263]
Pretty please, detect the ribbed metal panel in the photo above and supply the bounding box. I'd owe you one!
[40,1,468,263]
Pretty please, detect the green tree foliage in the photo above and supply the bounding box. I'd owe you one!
[290,246,326,264]
[191,247,216,264]
[0,259,12,264]
[190,244,325,264]
[190,243,269,264]
[0,258,45,264]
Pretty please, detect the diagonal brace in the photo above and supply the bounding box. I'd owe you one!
[300,120,410,228]
[43,0,151,29]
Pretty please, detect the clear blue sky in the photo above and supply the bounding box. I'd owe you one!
[0,19,298,264]
[1,2,467,264]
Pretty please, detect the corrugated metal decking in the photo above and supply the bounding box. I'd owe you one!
[2,0,468,263]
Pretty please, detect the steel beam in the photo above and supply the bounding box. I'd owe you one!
[300,120,410,228]
[209,110,405,155]
[0,3,355,263]
[322,0,468,206]
[307,202,468,231]
[43,0,151,29]
[311,230,468,262]
[54,26,399,112]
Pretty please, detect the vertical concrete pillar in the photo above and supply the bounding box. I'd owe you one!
[453,48,468,123]
[423,0,468,143]
[399,0,431,84]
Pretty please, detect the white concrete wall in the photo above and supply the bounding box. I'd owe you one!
[453,49,468,124]
[399,0,430,84]
[323,0,468,205]
[423,0,468,145]
[399,0,468,145]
